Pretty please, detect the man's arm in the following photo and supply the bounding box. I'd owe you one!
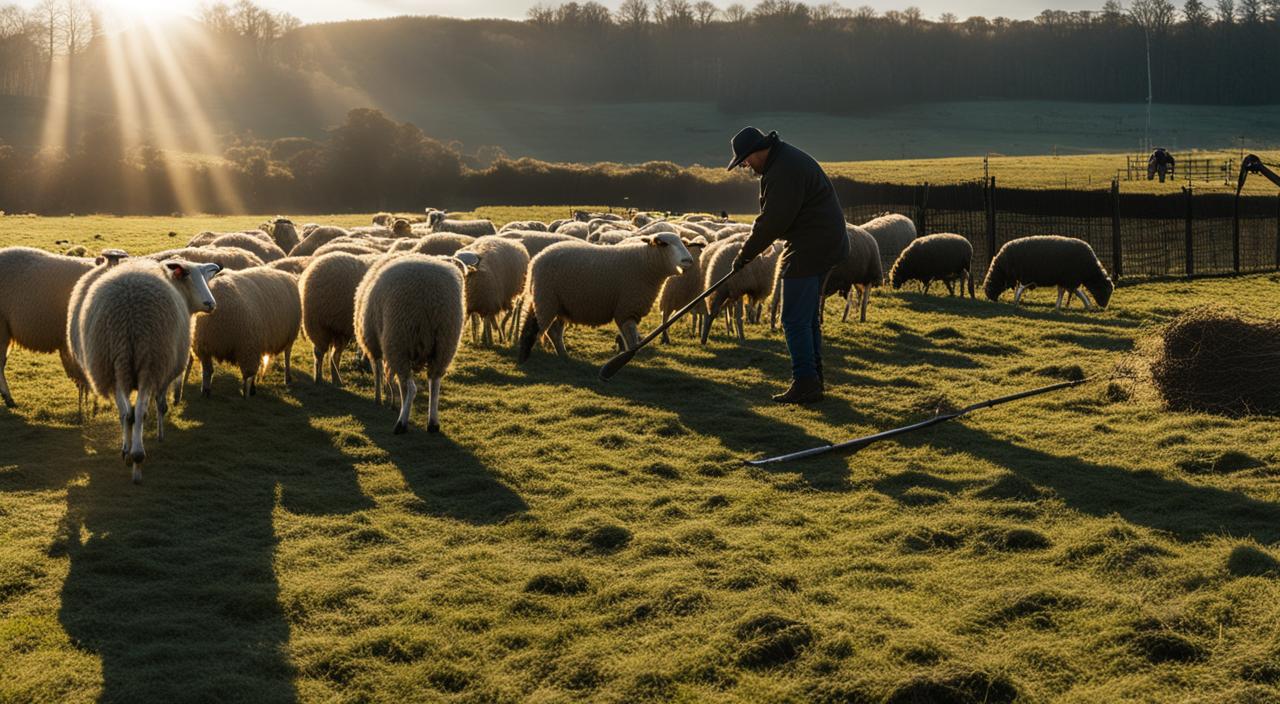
[736,166,804,267]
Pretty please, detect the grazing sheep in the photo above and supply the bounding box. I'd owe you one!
[574,211,623,223]
[354,254,468,434]
[150,247,265,271]
[210,232,287,263]
[64,249,131,419]
[820,224,885,323]
[517,233,694,361]
[454,237,529,346]
[426,211,498,237]
[700,240,782,343]
[889,233,975,298]
[407,234,476,256]
[289,226,353,257]
[499,220,549,232]
[76,258,221,483]
[189,267,302,398]
[269,218,301,253]
[632,212,663,227]
[658,237,711,343]
[372,212,393,226]
[310,240,383,257]
[983,235,1114,310]
[267,256,312,275]
[498,230,579,259]
[589,230,631,245]
[0,247,98,408]
[861,213,918,280]
[299,252,379,385]
[187,229,272,248]
[637,221,680,237]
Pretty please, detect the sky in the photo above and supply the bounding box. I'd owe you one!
[69,0,1116,27]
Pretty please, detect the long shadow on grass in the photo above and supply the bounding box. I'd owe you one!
[904,422,1280,542]
[896,292,1145,330]
[53,379,382,703]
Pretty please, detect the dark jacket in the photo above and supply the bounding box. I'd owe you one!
[738,140,848,279]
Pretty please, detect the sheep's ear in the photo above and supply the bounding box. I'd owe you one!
[199,263,223,279]
[164,262,189,279]
[455,251,481,272]
[640,236,656,246]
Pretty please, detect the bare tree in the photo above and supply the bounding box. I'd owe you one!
[62,0,95,56]
[31,0,61,60]
[938,11,958,24]
[693,0,718,25]
[852,5,877,21]
[616,0,650,27]
[1182,0,1211,24]
[723,2,748,21]
[1129,0,1175,151]
[1216,0,1236,22]
[1101,0,1125,23]
[1237,0,1262,21]
[526,2,556,26]
[812,2,852,21]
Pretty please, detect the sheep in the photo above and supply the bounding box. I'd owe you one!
[64,249,132,419]
[658,237,711,344]
[187,229,272,248]
[372,212,393,226]
[406,234,476,256]
[556,221,591,239]
[700,240,782,343]
[889,233,975,299]
[426,210,498,237]
[861,213,918,280]
[188,267,302,399]
[574,211,623,223]
[0,247,98,408]
[499,220,548,232]
[589,230,631,245]
[267,256,313,275]
[298,252,380,386]
[210,232,287,263]
[76,258,221,483]
[632,212,663,227]
[548,218,572,232]
[310,241,383,258]
[587,218,630,237]
[819,225,884,323]
[455,237,530,346]
[498,230,579,259]
[390,219,413,238]
[637,221,680,237]
[517,233,694,361]
[289,226,353,257]
[983,235,1114,310]
[354,254,469,434]
[150,247,265,271]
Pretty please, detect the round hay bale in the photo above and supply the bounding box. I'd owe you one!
[1151,306,1280,417]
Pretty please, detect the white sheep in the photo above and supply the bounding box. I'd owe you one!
[861,213,918,281]
[457,236,529,346]
[517,233,693,361]
[555,221,591,239]
[499,220,549,232]
[64,249,131,419]
[298,252,380,386]
[188,267,302,398]
[983,235,1114,310]
[210,232,287,263]
[186,229,272,248]
[824,224,884,323]
[700,240,782,342]
[404,234,476,256]
[267,256,312,275]
[269,218,301,253]
[0,247,97,408]
[289,226,354,257]
[889,233,975,298]
[658,237,711,344]
[426,210,498,237]
[310,240,383,257]
[75,258,221,483]
[498,230,579,259]
[355,254,469,434]
[150,247,265,271]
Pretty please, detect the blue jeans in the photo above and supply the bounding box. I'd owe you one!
[780,276,823,381]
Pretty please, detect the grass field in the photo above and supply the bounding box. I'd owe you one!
[3,214,1280,703]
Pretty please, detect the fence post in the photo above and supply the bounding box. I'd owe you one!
[1110,179,1123,280]
[916,182,929,235]
[1183,186,1194,278]
[986,177,997,266]
[1233,194,1241,273]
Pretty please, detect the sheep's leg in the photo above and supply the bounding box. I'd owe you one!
[0,333,14,408]
[702,293,728,344]
[330,347,344,386]
[427,376,442,433]
[860,285,870,323]
[769,274,783,331]
[470,315,480,343]
[965,269,975,298]
[493,315,506,344]
[130,393,149,484]
[200,355,214,398]
[314,346,326,384]
[661,311,671,345]
[372,356,382,406]
[1055,287,1066,311]
[923,280,932,295]
[284,346,293,385]
[114,387,132,464]
[945,279,955,297]
[155,391,167,442]
[841,290,854,323]
[1013,284,1027,305]
[547,319,568,358]
[1073,289,1094,310]
[734,299,745,341]
[177,354,193,404]
[393,374,416,435]
[619,320,641,350]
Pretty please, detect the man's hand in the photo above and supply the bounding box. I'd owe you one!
[731,254,752,272]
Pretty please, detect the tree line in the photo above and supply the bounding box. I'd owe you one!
[0,107,756,215]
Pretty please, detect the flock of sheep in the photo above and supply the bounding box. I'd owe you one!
[0,206,1115,483]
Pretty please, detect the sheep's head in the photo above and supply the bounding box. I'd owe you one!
[453,250,481,275]
[1084,269,1114,309]
[392,218,412,237]
[641,232,694,274]
[425,210,446,230]
[372,213,392,226]
[96,249,129,267]
[982,268,1007,301]
[165,260,221,314]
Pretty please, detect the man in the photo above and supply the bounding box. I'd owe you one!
[727,126,848,404]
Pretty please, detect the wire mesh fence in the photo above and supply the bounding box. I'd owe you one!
[834,177,1280,282]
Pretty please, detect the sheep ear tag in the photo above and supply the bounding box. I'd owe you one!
[165,262,189,279]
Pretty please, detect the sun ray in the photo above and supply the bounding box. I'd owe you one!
[36,54,72,194]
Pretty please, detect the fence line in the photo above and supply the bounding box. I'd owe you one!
[832,177,1280,282]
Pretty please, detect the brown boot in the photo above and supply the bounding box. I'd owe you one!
[771,376,824,404]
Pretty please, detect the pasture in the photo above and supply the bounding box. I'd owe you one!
[2,213,1280,703]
